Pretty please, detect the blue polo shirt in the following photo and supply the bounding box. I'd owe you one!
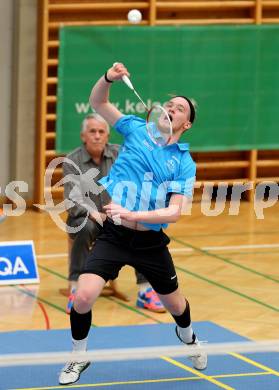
[99,115,196,231]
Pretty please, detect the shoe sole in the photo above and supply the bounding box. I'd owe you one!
[59,362,91,385]
[136,301,166,313]
[191,359,207,371]
[193,364,207,371]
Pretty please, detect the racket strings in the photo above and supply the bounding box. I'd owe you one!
[121,75,172,146]
[147,105,173,146]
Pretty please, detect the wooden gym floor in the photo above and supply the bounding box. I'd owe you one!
[0,200,278,341]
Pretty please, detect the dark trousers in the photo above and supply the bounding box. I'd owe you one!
[67,217,147,284]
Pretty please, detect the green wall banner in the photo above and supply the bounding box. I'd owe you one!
[56,25,279,153]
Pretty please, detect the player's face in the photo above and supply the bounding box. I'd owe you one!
[81,118,109,155]
[164,97,191,133]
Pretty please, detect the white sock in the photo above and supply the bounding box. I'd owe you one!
[72,337,88,353]
[177,324,195,344]
[138,282,151,293]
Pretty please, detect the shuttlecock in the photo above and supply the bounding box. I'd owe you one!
[127,9,142,24]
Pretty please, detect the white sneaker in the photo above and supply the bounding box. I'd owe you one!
[175,326,207,370]
[59,361,90,385]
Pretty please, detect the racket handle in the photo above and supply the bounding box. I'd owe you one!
[113,63,134,90]
[122,75,134,90]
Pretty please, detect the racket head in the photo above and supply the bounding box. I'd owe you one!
[146,105,173,147]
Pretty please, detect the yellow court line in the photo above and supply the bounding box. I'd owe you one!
[10,371,272,390]
[230,352,279,377]
[161,356,235,390]
[215,371,270,379]
[10,377,200,390]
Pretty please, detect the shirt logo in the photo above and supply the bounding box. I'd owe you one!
[166,155,180,173]
[166,159,176,172]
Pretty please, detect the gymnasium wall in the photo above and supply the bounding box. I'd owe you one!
[12,0,37,201]
[0,0,37,202]
[0,0,13,194]
[3,1,278,205]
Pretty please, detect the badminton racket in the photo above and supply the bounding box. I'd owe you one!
[115,65,172,147]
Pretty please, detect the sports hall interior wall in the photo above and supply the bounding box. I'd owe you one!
[34,1,279,205]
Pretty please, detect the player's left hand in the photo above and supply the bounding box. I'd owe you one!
[103,202,134,222]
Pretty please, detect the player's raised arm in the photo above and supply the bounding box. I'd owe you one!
[89,63,129,126]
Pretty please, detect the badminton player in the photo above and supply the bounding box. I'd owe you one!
[59,62,207,385]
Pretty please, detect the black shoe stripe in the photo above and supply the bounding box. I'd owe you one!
[175,326,196,345]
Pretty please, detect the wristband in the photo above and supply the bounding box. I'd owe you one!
[104,72,113,83]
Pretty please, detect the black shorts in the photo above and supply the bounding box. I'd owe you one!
[83,219,178,295]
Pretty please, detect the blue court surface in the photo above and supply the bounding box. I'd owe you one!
[1,322,279,390]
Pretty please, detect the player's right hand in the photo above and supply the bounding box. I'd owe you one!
[106,62,130,82]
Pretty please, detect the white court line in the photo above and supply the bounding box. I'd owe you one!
[37,253,68,259]
[168,248,193,253]
[37,243,279,259]
[171,243,279,252]
[202,244,279,251]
